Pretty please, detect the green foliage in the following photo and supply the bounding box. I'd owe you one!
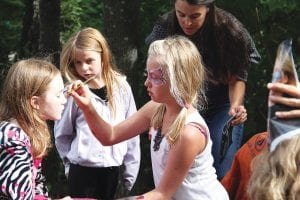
[133,0,171,109]
[218,0,300,140]
[139,0,171,37]
[78,0,103,29]
[247,0,300,139]
[0,0,24,92]
[0,0,300,198]
[259,0,298,12]
[0,0,24,69]
[60,0,82,43]
[60,0,104,43]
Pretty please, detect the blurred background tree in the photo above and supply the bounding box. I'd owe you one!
[0,0,299,198]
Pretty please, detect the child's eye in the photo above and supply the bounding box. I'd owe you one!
[190,15,200,20]
[144,67,166,86]
[86,58,95,64]
[149,74,159,79]
[177,13,185,18]
[57,91,65,98]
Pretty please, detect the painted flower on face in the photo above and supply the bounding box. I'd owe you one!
[145,67,166,86]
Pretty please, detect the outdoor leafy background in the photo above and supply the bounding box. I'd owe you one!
[0,0,299,198]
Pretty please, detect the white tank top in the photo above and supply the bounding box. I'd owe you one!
[150,111,229,200]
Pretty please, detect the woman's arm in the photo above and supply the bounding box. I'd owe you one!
[228,76,247,125]
[70,81,157,145]
[143,124,206,200]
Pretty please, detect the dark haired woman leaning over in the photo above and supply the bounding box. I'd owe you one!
[146,0,261,179]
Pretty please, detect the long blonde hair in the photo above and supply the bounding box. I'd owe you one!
[0,58,60,158]
[248,134,300,200]
[149,35,206,144]
[60,27,122,116]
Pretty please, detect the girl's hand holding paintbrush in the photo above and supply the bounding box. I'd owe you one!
[65,75,96,96]
[65,76,96,110]
[67,79,93,111]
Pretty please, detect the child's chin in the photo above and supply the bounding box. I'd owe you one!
[45,115,61,121]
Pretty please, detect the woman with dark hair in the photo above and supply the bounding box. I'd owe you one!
[146,0,261,179]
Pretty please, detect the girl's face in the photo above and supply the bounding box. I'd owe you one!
[35,74,66,120]
[175,0,209,36]
[144,56,171,103]
[74,50,102,81]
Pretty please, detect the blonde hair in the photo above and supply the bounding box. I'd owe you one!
[0,58,60,158]
[60,27,122,116]
[149,35,206,144]
[248,134,300,200]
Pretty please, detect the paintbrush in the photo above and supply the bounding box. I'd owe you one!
[65,75,97,96]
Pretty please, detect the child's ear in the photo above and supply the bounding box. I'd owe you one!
[30,96,40,110]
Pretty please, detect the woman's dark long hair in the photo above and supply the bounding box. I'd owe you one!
[167,1,249,83]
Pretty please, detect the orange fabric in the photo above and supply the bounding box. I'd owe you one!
[221,131,268,200]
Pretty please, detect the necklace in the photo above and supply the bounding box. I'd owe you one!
[153,128,164,151]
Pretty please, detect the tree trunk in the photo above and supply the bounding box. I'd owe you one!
[102,0,140,85]
[19,0,39,58]
[102,1,154,198]
[39,0,60,66]
[39,0,67,198]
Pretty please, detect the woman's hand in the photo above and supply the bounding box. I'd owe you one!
[228,77,246,125]
[268,82,300,118]
[229,105,247,126]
